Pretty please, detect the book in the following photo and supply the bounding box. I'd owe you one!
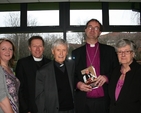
[81,66,98,89]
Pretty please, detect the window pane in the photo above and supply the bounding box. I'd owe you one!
[99,32,141,63]
[0,11,20,27]
[67,32,141,62]
[67,32,84,60]
[27,10,59,26]
[67,32,85,44]
[109,10,140,25]
[70,10,102,25]
[0,33,63,60]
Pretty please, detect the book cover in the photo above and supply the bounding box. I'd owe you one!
[81,66,98,89]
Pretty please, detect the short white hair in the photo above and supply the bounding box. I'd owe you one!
[51,39,69,50]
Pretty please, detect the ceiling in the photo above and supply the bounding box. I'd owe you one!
[0,0,141,3]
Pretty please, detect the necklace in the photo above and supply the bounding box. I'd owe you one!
[86,43,99,66]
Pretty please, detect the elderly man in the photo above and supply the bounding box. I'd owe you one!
[36,39,75,113]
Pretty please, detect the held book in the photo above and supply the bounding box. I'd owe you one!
[81,66,98,89]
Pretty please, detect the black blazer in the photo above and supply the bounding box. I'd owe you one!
[35,60,75,113]
[109,59,141,113]
[15,55,51,113]
[71,43,119,112]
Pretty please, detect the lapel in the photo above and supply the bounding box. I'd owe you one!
[99,43,103,61]
[80,45,87,68]
[117,68,135,102]
[65,60,73,94]
[99,43,106,73]
[115,60,138,102]
[47,61,59,100]
[110,66,121,102]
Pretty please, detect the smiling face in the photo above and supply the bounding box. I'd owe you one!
[0,41,13,63]
[85,21,101,42]
[52,44,68,64]
[117,45,134,66]
[28,39,44,58]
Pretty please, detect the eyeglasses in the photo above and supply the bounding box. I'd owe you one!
[87,25,100,31]
[117,50,133,55]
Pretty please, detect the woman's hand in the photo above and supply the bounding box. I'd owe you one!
[0,97,14,113]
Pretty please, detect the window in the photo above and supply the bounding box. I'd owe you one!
[0,33,63,60]
[0,4,20,27]
[27,3,59,26]
[109,10,140,25]
[66,31,141,61]
[109,2,140,26]
[27,10,59,26]
[70,2,102,25]
[99,32,141,61]
[70,10,102,25]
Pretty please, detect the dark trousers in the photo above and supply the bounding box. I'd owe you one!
[59,109,74,113]
[84,97,108,113]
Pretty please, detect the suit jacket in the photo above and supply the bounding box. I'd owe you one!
[109,59,141,113]
[71,43,119,113]
[15,55,51,113]
[35,60,75,113]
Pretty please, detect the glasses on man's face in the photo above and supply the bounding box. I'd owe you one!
[117,50,133,55]
[87,25,100,31]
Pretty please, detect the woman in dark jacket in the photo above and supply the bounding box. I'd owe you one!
[109,39,141,113]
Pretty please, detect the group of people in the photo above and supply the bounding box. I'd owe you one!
[0,18,141,113]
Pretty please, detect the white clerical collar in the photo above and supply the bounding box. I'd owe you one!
[87,42,99,48]
[33,56,43,61]
[90,44,95,47]
[60,64,64,67]
[87,43,95,47]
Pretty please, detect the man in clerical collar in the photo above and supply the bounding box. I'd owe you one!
[36,39,75,113]
[15,36,51,113]
[72,18,119,113]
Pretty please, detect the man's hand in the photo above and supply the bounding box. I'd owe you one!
[77,81,92,92]
[94,75,108,87]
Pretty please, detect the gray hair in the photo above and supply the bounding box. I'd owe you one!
[51,39,69,50]
[115,39,136,53]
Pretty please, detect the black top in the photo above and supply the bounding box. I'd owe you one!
[15,55,51,113]
[54,60,65,72]
[109,59,141,113]
[54,61,74,111]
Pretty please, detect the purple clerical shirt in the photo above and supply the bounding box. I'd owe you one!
[86,42,104,98]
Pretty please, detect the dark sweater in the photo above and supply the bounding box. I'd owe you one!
[54,63,74,111]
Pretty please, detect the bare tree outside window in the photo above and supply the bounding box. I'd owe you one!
[2,12,63,61]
